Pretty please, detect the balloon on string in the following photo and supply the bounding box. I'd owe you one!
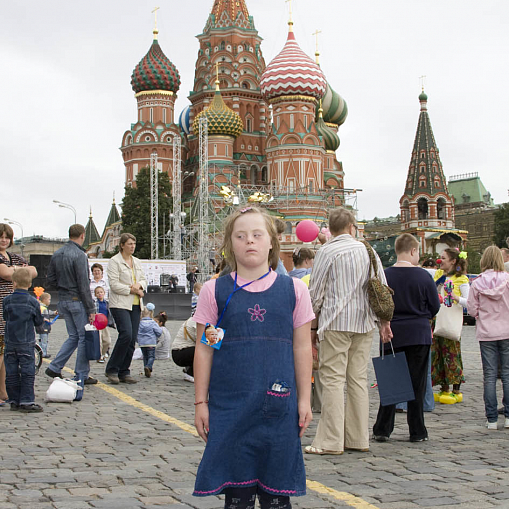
[94,314,108,330]
[295,220,319,242]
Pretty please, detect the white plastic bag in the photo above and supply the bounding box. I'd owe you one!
[132,347,143,360]
[45,377,83,403]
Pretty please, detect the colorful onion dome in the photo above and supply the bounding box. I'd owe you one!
[320,83,348,126]
[260,31,326,102]
[192,82,243,138]
[419,90,428,102]
[316,107,340,152]
[131,34,181,94]
[179,105,191,134]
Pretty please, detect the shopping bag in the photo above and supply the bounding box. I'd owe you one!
[85,325,101,361]
[433,303,463,341]
[372,342,415,406]
[45,378,82,403]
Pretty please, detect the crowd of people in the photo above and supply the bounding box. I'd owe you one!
[2,209,509,508]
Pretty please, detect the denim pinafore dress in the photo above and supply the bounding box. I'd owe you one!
[193,274,306,497]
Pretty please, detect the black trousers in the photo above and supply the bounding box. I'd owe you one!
[224,486,291,509]
[171,347,195,376]
[373,344,430,441]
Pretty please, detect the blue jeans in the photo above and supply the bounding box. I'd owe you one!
[39,334,49,356]
[49,300,90,379]
[4,343,36,405]
[142,347,155,371]
[480,339,509,422]
[106,306,141,378]
[396,350,435,412]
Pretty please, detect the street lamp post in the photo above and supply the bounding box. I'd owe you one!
[3,218,24,257]
[53,200,77,223]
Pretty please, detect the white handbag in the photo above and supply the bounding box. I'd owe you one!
[434,302,463,341]
[45,377,83,403]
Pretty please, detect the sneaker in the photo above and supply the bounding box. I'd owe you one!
[45,367,62,378]
[97,356,105,363]
[106,373,120,384]
[504,418,509,429]
[410,436,429,443]
[119,376,138,384]
[84,377,98,385]
[19,403,44,413]
[373,435,390,443]
[486,421,498,430]
[105,350,110,358]
[10,403,19,411]
[144,367,151,378]
[184,373,195,383]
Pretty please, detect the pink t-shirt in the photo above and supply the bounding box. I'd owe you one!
[194,271,315,329]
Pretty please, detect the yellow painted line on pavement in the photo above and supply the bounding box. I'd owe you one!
[46,361,379,508]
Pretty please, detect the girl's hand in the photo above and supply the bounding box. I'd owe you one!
[195,404,209,442]
[298,401,312,438]
[452,293,460,303]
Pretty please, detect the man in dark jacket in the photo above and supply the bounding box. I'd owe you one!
[45,224,96,384]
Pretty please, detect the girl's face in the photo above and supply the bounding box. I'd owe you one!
[440,251,454,272]
[95,287,105,301]
[0,232,11,252]
[231,213,272,272]
[122,239,136,255]
[92,268,103,280]
[41,296,51,306]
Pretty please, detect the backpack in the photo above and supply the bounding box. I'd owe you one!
[361,241,395,322]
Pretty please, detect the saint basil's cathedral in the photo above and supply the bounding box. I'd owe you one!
[86,0,461,261]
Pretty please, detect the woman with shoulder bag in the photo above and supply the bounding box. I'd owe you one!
[467,246,509,430]
[432,248,469,405]
[104,233,147,385]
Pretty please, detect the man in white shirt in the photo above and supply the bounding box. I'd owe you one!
[306,207,391,455]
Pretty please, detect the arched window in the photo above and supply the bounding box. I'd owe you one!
[437,198,446,219]
[289,114,295,130]
[417,198,428,219]
[246,118,252,133]
[150,108,153,123]
[162,108,167,124]
[285,221,292,233]
[261,167,268,182]
[242,81,250,89]
[251,166,258,184]
[220,41,225,50]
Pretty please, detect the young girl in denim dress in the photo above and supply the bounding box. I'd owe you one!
[193,206,314,509]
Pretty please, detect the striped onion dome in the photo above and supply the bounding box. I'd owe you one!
[260,30,326,102]
[316,107,340,152]
[131,35,181,94]
[179,105,191,134]
[320,82,348,126]
[192,83,243,138]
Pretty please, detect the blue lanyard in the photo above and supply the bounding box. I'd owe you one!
[216,268,271,327]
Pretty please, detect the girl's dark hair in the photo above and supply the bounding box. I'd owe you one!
[422,258,436,268]
[292,247,315,267]
[155,311,168,326]
[443,248,467,276]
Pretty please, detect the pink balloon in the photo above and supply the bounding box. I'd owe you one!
[94,313,108,330]
[295,220,319,243]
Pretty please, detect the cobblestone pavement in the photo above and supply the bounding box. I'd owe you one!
[2,319,509,509]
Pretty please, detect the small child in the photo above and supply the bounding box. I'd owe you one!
[154,311,172,360]
[94,286,112,363]
[191,282,202,316]
[3,268,44,412]
[137,303,162,378]
[35,292,57,359]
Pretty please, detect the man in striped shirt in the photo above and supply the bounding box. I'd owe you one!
[305,207,391,455]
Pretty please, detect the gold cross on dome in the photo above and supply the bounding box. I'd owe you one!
[313,29,322,64]
[152,6,160,30]
[419,75,426,91]
[285,0,293,23]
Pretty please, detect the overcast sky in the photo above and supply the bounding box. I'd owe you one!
[1,0,508,240]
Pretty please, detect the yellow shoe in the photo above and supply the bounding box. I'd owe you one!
[452,392,463,403]
[439,392,457,405]
[433,392,441,402]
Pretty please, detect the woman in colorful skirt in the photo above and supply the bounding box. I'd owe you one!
[432,248,469,404]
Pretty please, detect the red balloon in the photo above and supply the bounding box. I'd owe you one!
[94,313,108,330]
[295,220,319,243]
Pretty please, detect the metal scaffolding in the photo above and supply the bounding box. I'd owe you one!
[150,152,158,260]
[171,135,182,260]
[196,116,210,279]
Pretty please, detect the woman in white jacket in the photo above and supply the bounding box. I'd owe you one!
[104,233,147,384]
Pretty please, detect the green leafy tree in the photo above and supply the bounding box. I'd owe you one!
[120,167,172,259]
[493,203,509,248]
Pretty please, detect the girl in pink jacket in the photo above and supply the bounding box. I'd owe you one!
[467,246,509,430]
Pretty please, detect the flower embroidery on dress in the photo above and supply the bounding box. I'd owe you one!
[248,303,266,322]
